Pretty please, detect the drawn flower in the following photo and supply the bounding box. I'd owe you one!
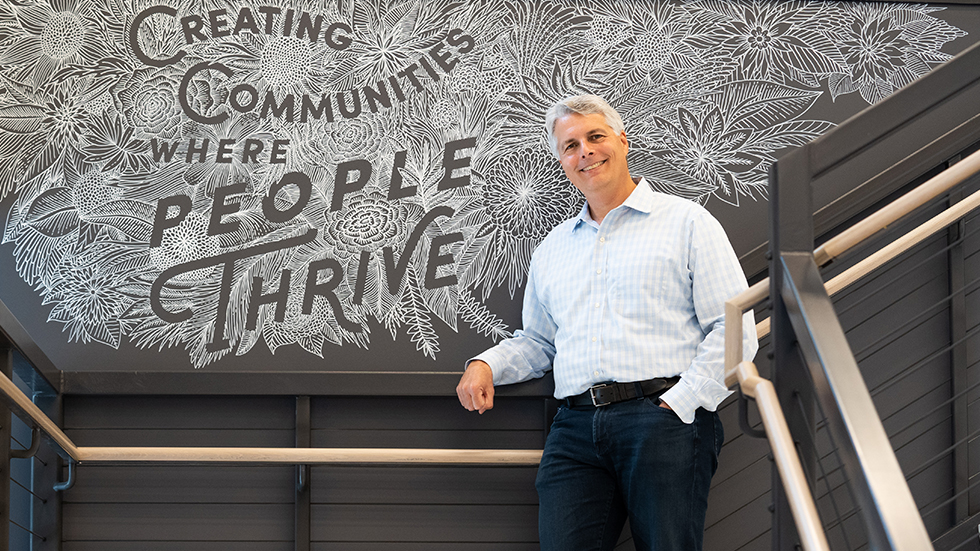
[482,65,519,98]
[115,69,182,138]
[840,17,908,94]
[42,259,128,347]
[323,192,409,257]
[0,0,117,86]
[828,4,965,104]
[42,85,89,154]
[685,2,845,82]
[653,106,763,202]
[649,80,833,205]
[586,16,631,50]
[446,63,482,94]
[319,117,388,159]
[71,170,119,217]
[483,148,579,240]
[327,2,441,90]
[430,99,460,129]
[609,3,702,85]
[81,112,154,173]
[261,36,313,87]
[83,93,114,117]
[148,211,221,281]
[471,146,582,296]
[0,83,91,194]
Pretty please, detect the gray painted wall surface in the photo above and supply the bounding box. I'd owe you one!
[54,171,980,549]
[4,1,977,549]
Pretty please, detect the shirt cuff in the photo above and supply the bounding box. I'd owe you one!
[464,353,501,385]
[659,378,733,424]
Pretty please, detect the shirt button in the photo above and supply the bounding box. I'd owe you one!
[594,302,600,308]
[599,237,605,243]
[594,370,599,376]
[596,268,601,274]
[592,337,597,342]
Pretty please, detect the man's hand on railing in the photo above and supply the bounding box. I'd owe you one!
[457,360,495,414]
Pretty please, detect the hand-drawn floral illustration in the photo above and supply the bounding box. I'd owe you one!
[0,0,968,367]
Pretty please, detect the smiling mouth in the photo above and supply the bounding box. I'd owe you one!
[581,160,605,172]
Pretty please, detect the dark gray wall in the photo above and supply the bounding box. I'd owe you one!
[57,391,778,550]
[4,1,979,550]
[49,228,980,550]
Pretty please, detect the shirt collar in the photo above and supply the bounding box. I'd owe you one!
[570,177,653,233]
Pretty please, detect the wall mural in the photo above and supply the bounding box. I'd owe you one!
[0,0,968,368]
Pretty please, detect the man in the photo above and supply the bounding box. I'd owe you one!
[456,95,758,551]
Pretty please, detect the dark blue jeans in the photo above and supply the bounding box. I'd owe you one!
[536,397,723,551]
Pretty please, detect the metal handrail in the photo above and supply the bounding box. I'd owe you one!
[725,287,830,551]
[721,146,980,551]
[0,135,972,548]
[814,147,980,267]
[745,146,980,342]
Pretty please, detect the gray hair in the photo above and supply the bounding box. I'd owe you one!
[544,95,625,158]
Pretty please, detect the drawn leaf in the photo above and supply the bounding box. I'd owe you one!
[0,104,45,134]
[402,267,439,359]
[85,199,156,242]
[459,289,511,341]
[713,81,821,130]
[24,187,79,237]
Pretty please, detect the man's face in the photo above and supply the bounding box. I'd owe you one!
[553,112,631,199]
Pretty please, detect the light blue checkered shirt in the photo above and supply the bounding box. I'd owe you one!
[473,178,759,423]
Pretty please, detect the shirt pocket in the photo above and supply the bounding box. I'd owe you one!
[608,250,674,319]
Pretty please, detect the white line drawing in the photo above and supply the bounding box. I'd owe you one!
[0,0,967,367]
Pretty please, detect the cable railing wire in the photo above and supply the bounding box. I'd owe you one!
[905,423,980,482]
[858,317,980,402]
[792,392,861,551]
[799,390,971,525]
[920,476,980,520]
[892,414,956,465]
[880,380,951,438]
[884,376,979,448]
[10,477,45,503]
[9,519,44,541]
[830,226,980,349]
[945,535,980,551]
[848,261,980,366]
[822,189,979,308]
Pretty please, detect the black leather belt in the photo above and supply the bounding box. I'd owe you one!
[565,377,680,409]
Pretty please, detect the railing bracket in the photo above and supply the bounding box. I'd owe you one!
[297,464,308,492]
[738,387,767,439]
[11,427,41,459]
[54,459,76,492]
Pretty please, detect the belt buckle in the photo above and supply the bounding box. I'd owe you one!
[589,383,611,407]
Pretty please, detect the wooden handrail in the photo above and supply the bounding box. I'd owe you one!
[736,361,830,551]
[739,174,980,346]
[721,131,980,551]
[725,291,829,551]
[0,369,79,459]
[0,369,541,465]
[814,147,980,267]
[74,447,542,464]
